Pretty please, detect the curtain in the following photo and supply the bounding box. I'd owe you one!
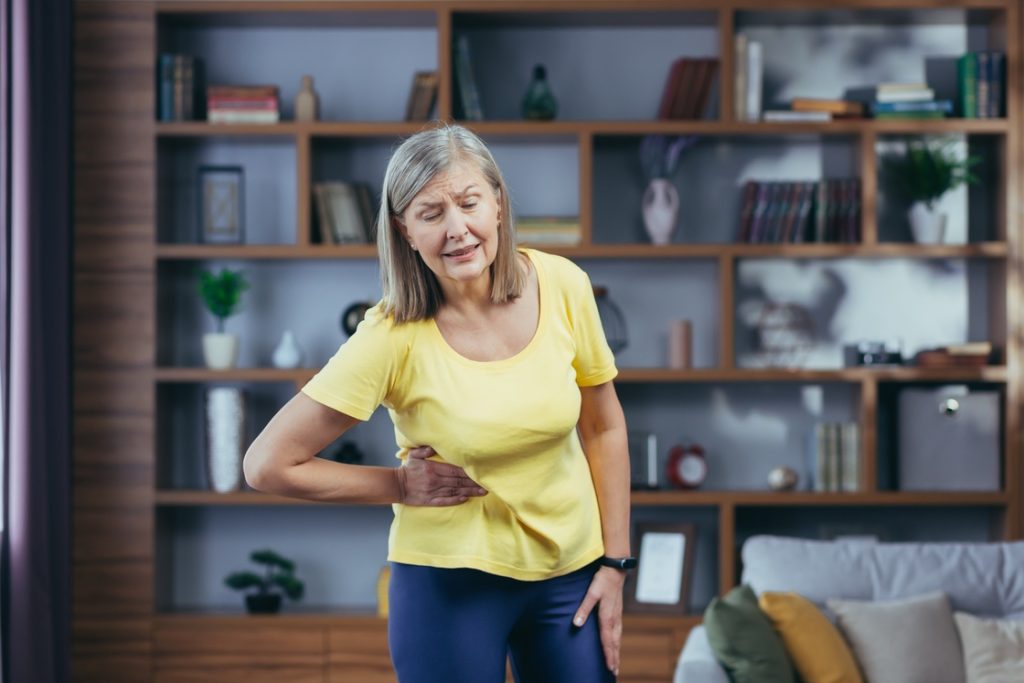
[0,0,73,680]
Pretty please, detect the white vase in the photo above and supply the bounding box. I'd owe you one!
[271,330,304,369]
[908,201,948,244]
[642,178,679,245]
[205,387,246,493]
[203,332,239,369]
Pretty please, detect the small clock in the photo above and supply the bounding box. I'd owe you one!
[667,444,707,489]
[340,301,373,337]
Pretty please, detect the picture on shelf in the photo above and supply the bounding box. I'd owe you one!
[625,522,696,615]
[197,165,244,244]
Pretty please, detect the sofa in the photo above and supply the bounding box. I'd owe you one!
[673,534,1024,683]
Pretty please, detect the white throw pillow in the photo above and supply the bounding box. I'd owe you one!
[954,612,1024,683]
[826,591,965,683]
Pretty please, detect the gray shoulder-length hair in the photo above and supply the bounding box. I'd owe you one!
[376,122,524,323]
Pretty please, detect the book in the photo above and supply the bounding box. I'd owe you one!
[958,53,978,117]
[870,99,952,114]
[453,34,483,121]
[208,110,280,124]
[746,40,763,121]
[791,98,865,117]
[876,88,934,103]
[734,34,748,121]
[763,110,832,122]
[207,85,279,99]
[315,182,368,244]
[657,58,688,119]
[405,71,438,122]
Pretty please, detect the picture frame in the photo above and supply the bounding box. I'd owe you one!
[197,165,244,243]
[624,522,696,615]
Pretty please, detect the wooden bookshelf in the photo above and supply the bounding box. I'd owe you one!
[75,1,1023,681]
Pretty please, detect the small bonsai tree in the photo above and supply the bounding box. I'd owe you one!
[883,138,981,210]
[224,549,305,602]
[199,268,249,333]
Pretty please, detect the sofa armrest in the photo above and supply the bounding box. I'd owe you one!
[673,626,730,683]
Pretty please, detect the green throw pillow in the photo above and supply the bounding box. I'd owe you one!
[704,584,797,683]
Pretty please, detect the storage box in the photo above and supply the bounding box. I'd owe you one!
[898,386,1001,491]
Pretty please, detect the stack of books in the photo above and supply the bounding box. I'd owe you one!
[957,52,1005,118]
[811,422,861,493]
[869,82,953,120]
[656,57,720,120]
[206,85,280,124]
[515,217,581,246]
[762,98,865,123]
[737,178,861,244]
[157,53,204,121]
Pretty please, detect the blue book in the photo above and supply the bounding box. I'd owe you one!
[870,99,953,114]
[158,53,175,121]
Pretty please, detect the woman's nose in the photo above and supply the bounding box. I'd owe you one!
[444,212,469,239]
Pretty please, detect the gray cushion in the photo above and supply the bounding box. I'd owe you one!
[742,536,1024,619]
[674,626,731,683]
[827,591,965,683]
[954,612,1024,683]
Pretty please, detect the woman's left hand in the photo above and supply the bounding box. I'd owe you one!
[573,565,626,677]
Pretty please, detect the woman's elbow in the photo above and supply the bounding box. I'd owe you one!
[243,444,276,492]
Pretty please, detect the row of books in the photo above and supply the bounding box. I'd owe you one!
[207,85,280,124]
[157,53,205,121]
[516,217,581,246]
[958,52,1005,118]
[811,422,861,493]
[868,82,953,120]
[738,178,861,244]
[657,58,719,120]
[313,182,376,245]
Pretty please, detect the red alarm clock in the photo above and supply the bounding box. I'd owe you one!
[667,443,708,489]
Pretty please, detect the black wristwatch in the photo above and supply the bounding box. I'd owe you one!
[599,556,638,571]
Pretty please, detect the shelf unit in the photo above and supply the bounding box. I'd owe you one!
[74,1,1022,681]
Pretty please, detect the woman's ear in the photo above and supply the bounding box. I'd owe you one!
[392,216,417,250]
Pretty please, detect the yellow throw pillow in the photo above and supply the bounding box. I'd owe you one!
[759,591,864,683]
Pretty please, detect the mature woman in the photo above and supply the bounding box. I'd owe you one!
[244,123,632,683]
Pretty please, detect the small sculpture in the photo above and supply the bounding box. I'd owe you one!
[294,74,320,122]
[768,466,800,491]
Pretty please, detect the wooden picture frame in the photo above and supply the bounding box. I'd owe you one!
[197,165,244,243]
[624,522,696,615]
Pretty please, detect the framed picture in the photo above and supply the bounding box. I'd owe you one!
[624,522,696,615]
[197,165,244,243]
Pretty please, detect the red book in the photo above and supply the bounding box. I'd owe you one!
[669,60,697,119]
[657,58,688,119]
[207,85,279,99]
[206,96,279,110]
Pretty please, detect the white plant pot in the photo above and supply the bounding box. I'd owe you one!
[908,201,948,245]
[203,332,239,369]
[642,178,680,245]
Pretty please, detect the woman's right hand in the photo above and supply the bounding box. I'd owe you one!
[395,446,488,506]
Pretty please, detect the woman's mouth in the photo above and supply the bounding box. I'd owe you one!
[443,244,479,259]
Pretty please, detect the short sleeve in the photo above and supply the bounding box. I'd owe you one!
[300,304,403,420]
[567,266,618,387]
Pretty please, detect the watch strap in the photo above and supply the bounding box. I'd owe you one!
[598,555,638,570]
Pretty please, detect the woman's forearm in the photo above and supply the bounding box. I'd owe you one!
[582,426,632,557]
[249,456,402,505]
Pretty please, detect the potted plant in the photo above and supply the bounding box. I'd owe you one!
[883,137,981,244]
[638,135,699,244]
[198,268,249,369]
[224,549,305,614]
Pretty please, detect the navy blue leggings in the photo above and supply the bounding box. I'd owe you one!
[388,560,616,683]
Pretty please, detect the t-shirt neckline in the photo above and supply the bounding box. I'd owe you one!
[429,247,545,368]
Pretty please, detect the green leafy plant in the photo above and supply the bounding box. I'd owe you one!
[224,549,305,601]
[198,268,249,333]
[883,138,981,210]
[639,134,700,181]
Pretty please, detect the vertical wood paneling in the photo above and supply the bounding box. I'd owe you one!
[74,2,156,681]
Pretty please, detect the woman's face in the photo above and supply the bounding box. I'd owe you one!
[398,161,501,288]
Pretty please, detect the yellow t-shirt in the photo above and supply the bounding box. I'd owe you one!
[301,247,618,580]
